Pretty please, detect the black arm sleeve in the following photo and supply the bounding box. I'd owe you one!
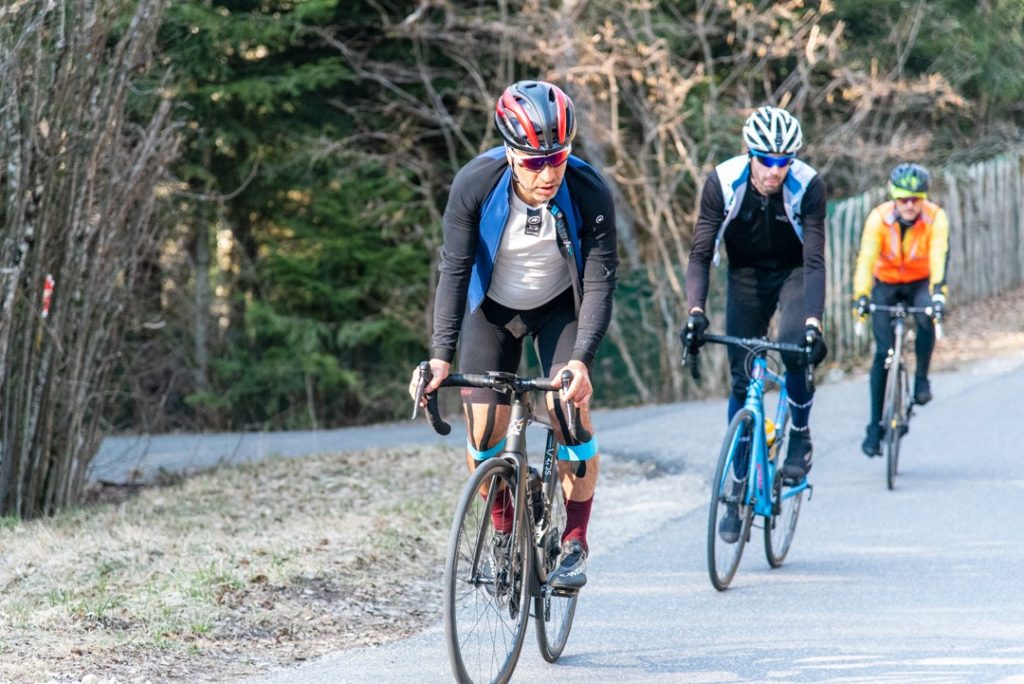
[800,176,828,322]
[685,172,725,311]
[571,174,618,366]
[429,161,496,362]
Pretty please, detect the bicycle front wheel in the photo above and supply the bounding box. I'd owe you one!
[444,457,531,684]
[535,465,577,662]
[764,468,803,567]
[707,409,755,591]
[883,362,905,491]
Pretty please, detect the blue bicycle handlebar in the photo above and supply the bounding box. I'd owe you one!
[682,333,816,393]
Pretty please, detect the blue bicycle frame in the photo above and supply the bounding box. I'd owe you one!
[723,355,811,519]
[687,332,815,589]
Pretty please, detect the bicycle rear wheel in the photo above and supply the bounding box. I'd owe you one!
[534,467,577,662]
[444,457,531,684]
[764,468,803,567]
[883,362,904,491]
[707,409,755,591]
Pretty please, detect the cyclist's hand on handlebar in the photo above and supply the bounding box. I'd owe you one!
[408,359,451,406]
[554,360,592,408]
[855,295,870,319]
[680,309,709,352]
[804,323,828,366]
[931,293,947,320]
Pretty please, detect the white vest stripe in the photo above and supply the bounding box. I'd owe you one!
[711,155,818,266]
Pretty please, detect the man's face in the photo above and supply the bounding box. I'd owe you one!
[748,151,793,195]
[894,196,924,222]
[506,147,570,205]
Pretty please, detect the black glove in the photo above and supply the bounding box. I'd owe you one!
[931,294,947,320]
[804,324,828,366]
[855,295,870,318]
[681,311,709,352]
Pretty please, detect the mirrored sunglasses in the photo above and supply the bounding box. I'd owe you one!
[750,152,794,168]
[895,196,923,205]
[513,147,571,172]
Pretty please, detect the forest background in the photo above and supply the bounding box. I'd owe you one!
[1,0,1023,517]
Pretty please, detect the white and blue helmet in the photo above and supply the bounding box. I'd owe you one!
[743,106,803,155]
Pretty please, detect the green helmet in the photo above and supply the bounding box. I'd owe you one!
[889,163,930,199]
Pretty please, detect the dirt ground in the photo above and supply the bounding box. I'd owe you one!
[0,443,659,684]
[0,285,1022,684]
[0,446,467,684]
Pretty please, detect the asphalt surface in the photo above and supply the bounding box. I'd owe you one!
[238,352,1024,684]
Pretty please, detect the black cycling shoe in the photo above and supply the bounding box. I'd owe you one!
[914,377,932,405]
[782,429,813,480]
[549,539,588,590]
[862,423,882,457]
[718,505,741,544]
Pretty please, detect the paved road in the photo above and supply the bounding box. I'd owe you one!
[242,353,1024,683]
[89,382,730,485]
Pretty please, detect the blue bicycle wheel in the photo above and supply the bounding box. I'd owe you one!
[707,409,756,591]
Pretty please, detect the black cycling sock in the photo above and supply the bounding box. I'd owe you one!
[786,371,813,430]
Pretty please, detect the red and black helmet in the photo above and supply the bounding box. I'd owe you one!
[494,80,576,154]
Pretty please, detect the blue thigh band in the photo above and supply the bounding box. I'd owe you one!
[468,437,507,461]
[557,437,599,462]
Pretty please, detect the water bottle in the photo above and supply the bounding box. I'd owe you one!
[765,418,778,460]
[527,467,545,525]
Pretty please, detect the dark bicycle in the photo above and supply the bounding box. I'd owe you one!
[684,333,815,590]
[864,302,943,490]
[412,363,586,684]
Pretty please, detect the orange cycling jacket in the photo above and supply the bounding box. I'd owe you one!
[853,199,950,299]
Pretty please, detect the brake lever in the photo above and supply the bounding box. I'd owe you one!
[411,361,431,420]
[803,332,817,394]
[559,368,594,444]
[933,310,945,341]
[679,322,703,380]
[681,343,701,380]
[560,369,576,436]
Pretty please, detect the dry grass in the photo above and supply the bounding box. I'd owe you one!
[0,446,466,684]
[0,445,664,684]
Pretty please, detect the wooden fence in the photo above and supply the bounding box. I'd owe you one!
[824,151,1024,362]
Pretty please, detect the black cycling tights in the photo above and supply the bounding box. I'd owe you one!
[725,266,813,430]
[868,279,934,426]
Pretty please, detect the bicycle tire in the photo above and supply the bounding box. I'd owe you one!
[534,463,577,662]
[896,363,911,475]
[764,467,803,567]
[884,359,903,491]
[708,409,755,591]
[444,457,531,684]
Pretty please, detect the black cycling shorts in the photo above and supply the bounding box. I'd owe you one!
[458,288,577,405]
